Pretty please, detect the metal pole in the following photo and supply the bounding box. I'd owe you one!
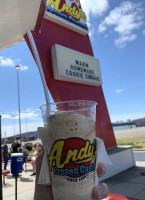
[15,175,17,200]
[0,115,3,199]
[16,66,22,146]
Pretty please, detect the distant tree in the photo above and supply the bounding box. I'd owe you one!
[25,143,33,151]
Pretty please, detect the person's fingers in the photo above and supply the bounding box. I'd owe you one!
[34,146,54,200]
[94,163,108,199]
[36,146,44,165]
[93,183,109,200]
[34,184,53,200]
[35,146,44,183]
[97,162,106,178]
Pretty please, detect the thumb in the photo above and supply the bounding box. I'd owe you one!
[93,183,109,200]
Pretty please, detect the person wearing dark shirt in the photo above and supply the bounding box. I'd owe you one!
[11,136,21,153]
[11,136,22,178]
[22,145,29,169]
[2,139,9,170]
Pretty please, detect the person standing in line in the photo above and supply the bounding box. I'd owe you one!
[11,136,22,177]
[30,143,42,176]
[11,136,21,153]
[22,145,29,163]
[2,139,9,170]
[22,145,29,170]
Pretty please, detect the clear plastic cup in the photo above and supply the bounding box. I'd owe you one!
[40,100,97,200]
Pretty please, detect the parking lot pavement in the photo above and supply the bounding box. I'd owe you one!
[104,161,145,200]
[2,162,35,200]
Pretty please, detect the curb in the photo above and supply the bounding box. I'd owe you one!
[133,149,145,151]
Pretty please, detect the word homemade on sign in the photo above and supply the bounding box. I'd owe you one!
[51,44,102,86]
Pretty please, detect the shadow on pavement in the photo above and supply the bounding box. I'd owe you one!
[23,169,33,173]
[20,177,34,182]
[2,183,13,188]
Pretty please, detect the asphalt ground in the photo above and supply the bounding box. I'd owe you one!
[114,127,145,139]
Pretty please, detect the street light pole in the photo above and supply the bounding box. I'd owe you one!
[15,65,22,146]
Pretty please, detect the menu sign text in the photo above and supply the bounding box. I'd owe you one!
[51,44,102,86]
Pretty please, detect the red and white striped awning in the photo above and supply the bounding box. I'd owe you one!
[0,0,47,51]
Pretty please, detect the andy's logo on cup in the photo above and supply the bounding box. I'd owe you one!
[48,138,96,181]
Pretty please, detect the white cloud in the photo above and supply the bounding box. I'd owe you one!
[13,112,38,120]
[1,108,42,136]
[2,121,43,137]
[0,57,15,67]
[2,108,40,121]
[2,114,11,119]
[115,89,124,94]
[80,0,109,21]
[115,34,137,48]
[0,56,29,71]
[25,108,35,113]
[20,65,29,71]
[88,27,95,38]
[14,108,40,120]
[98,1,144,48]
[143,30,145,35]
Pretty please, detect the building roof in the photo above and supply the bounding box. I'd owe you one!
[0,0,46,51]
[112,122,136,127]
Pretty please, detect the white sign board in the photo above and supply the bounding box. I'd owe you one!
[51,44,102,86]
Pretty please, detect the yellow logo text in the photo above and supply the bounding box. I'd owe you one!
[48,139,95,171]
[48,0,86,21]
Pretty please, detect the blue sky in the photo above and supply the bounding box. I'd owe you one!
[0,0,145,137]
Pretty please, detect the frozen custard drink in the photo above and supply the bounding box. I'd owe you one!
[40,100,97,200]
